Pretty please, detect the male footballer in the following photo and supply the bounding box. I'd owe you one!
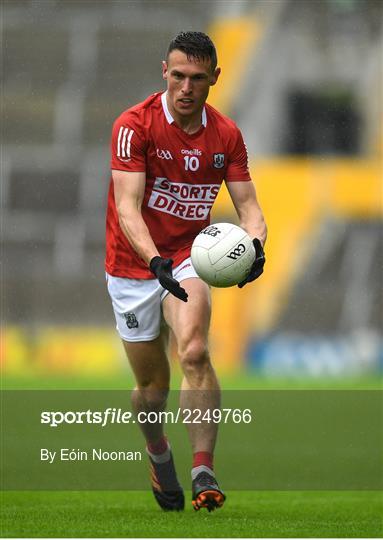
[105,31,267,511]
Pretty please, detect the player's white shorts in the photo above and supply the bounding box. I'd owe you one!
[106,257,199,342]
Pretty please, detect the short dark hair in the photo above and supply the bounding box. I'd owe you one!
[167,31,217,71]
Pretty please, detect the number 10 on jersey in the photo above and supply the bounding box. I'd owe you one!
[184,156,199,171]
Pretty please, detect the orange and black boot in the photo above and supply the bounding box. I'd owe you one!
[192,470,225,512]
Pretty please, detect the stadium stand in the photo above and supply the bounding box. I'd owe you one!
[277,218,383,334]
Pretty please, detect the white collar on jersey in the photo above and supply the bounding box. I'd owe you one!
[161,91,207,127]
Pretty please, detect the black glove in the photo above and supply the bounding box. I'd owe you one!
[149,256,188,302]
[238,238,265,288]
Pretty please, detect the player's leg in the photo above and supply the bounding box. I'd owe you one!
[106,273,183,510]
[162,276,225,511]
[122,331,170,446]
[162,278,219,449]
[106,273,171,444]
[122,333,184,511]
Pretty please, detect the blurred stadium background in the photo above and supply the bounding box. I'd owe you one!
[2,0,382,383]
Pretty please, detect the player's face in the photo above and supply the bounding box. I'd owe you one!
[162,50,220,121]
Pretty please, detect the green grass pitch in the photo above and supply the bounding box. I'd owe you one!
[1,490,382,537]
[2,373,382,537]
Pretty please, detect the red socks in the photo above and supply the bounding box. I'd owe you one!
[147,436,168,455]
[148,443,214,473]
[193,451,214,471]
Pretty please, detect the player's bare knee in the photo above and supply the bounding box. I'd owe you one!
[179,340,211,380]
[133,384,169,411]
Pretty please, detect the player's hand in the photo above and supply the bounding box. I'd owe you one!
[238,238,265,288]
[149,256,188,302]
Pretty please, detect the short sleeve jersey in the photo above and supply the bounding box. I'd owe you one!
[106,91,251,278]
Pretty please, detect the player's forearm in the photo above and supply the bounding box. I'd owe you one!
[239,204,267,246]
[118,208,160,265]
[227,182,267,246]
[241,212,267,246]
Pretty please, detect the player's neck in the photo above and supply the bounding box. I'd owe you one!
[174,114,203,135]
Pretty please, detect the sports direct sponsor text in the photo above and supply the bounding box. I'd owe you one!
[41,407,253,427]
[148,177,220,220]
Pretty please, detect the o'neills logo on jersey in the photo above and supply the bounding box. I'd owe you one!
[148,177,220,221]
[181,148,202,156]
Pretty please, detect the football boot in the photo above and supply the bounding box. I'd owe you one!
[192,470,226,512]
[149,452,185,511]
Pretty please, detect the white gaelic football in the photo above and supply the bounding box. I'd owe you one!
[191,223,255,287]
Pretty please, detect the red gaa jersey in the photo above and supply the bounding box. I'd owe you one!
[106,91,251,278]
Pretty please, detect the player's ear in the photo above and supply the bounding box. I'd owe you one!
[210,67,221,86]
[162,60,168,80]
